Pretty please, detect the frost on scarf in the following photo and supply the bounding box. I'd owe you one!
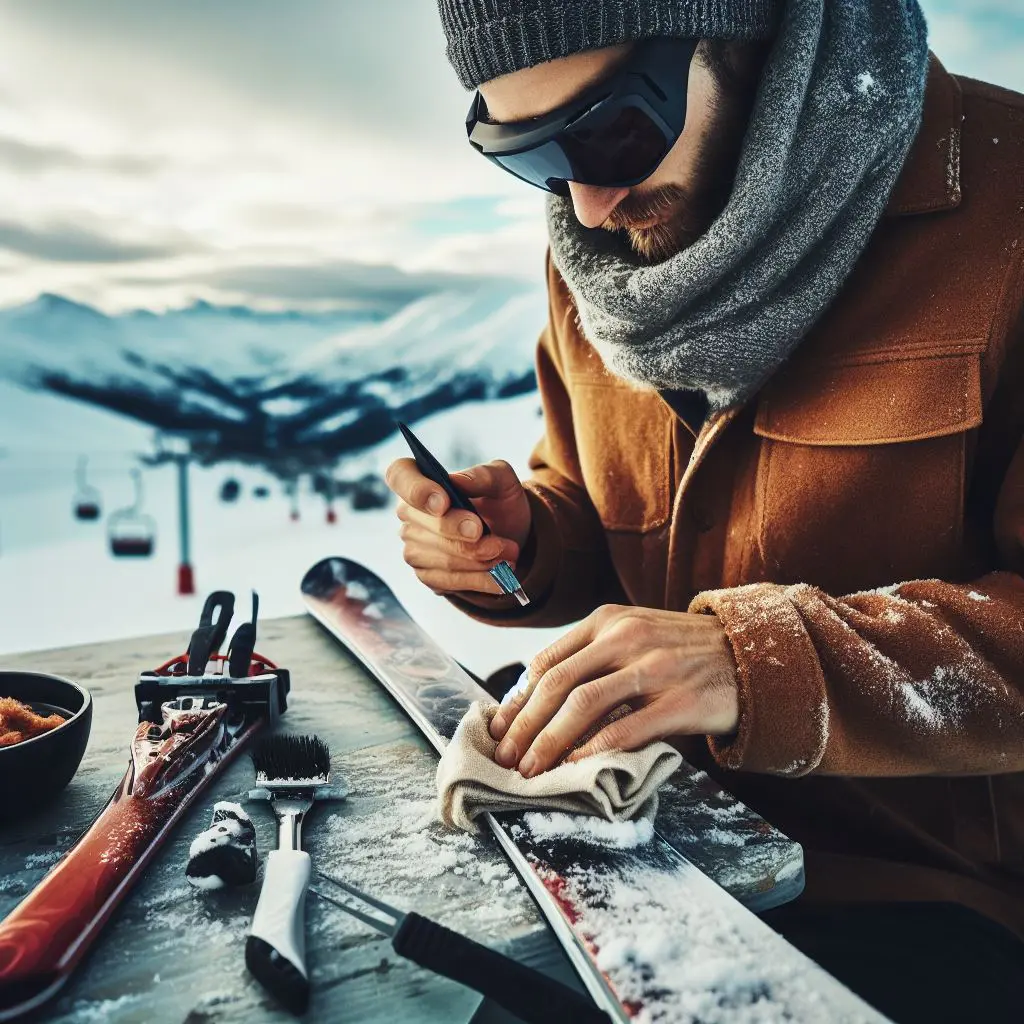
[546,0,931,412]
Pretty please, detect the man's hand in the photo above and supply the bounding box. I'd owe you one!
[384,456,532,597]
[490,605,739,777]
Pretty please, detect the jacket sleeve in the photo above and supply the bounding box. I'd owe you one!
[690,436,1024,778]
[445,255,627,629]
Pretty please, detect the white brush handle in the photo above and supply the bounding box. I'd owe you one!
[246,849,312,1013]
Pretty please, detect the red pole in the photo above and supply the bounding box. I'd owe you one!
[176,454,195,595]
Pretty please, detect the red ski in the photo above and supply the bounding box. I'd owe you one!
[0,592,289,1022]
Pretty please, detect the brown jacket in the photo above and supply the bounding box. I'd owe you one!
[448,58,1024,938]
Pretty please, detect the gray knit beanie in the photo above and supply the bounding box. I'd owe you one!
[438,0,783,89]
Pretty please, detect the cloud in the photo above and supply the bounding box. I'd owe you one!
[0,136,160,176]
[0,220,197,263]
[113,259,505,312]
[0,0,471,145]
[0,0,1018,310]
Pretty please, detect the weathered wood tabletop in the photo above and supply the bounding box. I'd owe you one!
[0,614,823,1024]
[0,617,569,1024]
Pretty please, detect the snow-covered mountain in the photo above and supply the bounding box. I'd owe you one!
[0,276,545,472]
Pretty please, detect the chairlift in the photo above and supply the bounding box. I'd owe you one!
[220,477,241,503]
[108,469,157,558]
[73,456,102,521]
[350,472,390,511]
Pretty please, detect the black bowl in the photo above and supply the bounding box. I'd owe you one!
[0,671,92,819]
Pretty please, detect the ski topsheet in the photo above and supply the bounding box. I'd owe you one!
[302,558,886,1023]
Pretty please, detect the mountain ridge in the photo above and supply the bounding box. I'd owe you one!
[0,276,545,476]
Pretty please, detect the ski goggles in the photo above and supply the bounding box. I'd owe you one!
[466,37,700,197]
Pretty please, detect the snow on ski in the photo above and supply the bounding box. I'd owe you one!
[301,557,889,1023]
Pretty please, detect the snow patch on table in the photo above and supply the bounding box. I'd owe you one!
[520,810,654,848]
[46,995,142,1023]
[315,741,533,943]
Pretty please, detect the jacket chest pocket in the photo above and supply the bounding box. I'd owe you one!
[749,352,983,594]
[569,380,673,533]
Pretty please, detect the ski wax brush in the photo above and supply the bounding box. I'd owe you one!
[246,734,343,1014]
[395,420,530,607]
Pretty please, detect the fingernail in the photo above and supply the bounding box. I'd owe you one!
[427,493,444,514]
[519,752,537,778]
[495,738,517,768]
[490,712,508,739]
[459,519,479,538]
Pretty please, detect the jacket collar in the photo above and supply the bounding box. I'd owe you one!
[884,54,963,218]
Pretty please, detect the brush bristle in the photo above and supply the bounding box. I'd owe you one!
[251,734,331,782]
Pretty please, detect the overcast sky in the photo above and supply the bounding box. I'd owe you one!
[0,0,1020,312]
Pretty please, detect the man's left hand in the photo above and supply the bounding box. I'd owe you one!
[490,605,740,777]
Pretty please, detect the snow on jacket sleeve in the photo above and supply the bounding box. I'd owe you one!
[444,256,627,629]
[690,435,1024,777]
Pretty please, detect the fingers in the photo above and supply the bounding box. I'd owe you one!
[385,457,451,515]
[399,520,520,597]
[514,668,642,778]
[493,641,629,770]
[396,499,489,545]
[401,521,517,572]
[490,605,623,741]
[413,567,507,597]
[449,459,521,500]
[490,619,596,741]
[564,702,671,764]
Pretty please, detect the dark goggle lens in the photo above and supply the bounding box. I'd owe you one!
[483,102,669,194]
[486,140,574,194]
[561,104,669,186]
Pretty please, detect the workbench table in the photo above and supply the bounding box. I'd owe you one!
[0,615,851,1023]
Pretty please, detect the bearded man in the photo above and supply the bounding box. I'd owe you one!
[385,2,1024,1018]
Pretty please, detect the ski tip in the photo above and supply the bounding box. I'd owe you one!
[251,734,331,785]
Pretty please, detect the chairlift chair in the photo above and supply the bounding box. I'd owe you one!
[220,477,241,503]
[108,469,157,558]
[73,456,102,521]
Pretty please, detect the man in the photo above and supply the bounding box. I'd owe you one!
[386,2,1024,1018]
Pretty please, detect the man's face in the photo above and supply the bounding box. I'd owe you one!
[479,40,767,261]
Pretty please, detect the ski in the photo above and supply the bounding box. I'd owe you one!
[302,557,887,1023]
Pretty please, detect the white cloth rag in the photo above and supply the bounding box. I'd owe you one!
[436,701,682,833]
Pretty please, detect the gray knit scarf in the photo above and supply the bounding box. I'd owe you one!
[546,0,930,411]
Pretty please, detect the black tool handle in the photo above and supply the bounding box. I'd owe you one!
[227,591,259,678]
[392,912,610,1024]
[186,590,236,674]
[395,421,493,536]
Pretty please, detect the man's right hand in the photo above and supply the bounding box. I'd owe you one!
[384,457,533,596]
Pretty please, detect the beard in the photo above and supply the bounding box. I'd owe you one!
[600,43,765,263]
[602,183,712,262]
